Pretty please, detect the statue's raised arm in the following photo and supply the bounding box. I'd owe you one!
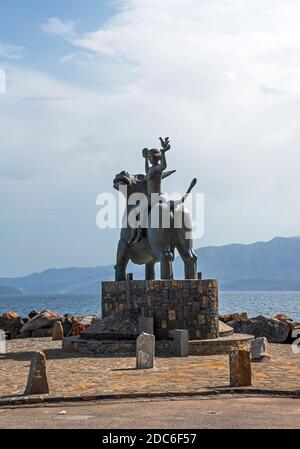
[159,137,171,172]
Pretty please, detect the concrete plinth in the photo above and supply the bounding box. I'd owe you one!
[173,330,189,357]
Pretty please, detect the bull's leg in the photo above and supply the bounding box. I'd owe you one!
[177,240,198,279]
[115,239,129,281]
[145,262,156,280]
[160,250,174,280]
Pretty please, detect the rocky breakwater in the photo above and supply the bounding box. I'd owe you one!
[0,309,97,339]
[220,313,300,344]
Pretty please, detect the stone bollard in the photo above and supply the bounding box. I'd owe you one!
[173,330,189,357]
[138,317,154,335]
[52,321,64,341]
[24,351,49,395]
[229,350,252,387]
[251,337,271,361]
[136,333,155,369]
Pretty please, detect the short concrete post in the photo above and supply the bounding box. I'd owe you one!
[24,351,49,395]
[138,317,154,335]
[136,333,155,369]
[229,350,252,387]
[251,337,271,361]
[0,330,6,354]
[173,330,189,357]
[52,321,64,341]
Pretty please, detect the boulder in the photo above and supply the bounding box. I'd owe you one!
[77,315,97,327]
[219,320,234,337]
[228,315,289,343]
[220,313,248,323]
[251,337,271,361]
[81,311,138,340]
[28,310,39,319]
[273,314,300,341]
[31,328,53,338]
[62,314,75,337]
[0,311,23,339]
[16,331,31,339]
[67,322,87,337]
[20,310,61,334]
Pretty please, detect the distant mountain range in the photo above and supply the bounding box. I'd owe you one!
[0,285,22,295]
[0,237,300,295]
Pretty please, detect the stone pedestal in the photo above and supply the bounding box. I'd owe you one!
[173,330,189,357]
[102,279,219,340]
[138,317,154,335]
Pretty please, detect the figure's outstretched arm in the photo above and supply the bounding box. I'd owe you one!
[159,137,171,172]
[160,150,167,171]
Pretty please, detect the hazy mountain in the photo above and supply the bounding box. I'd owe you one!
[193,236,300,284]
[1,237,299,294]
[0,285,22,295]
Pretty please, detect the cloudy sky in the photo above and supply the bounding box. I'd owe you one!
[1,0,300,277]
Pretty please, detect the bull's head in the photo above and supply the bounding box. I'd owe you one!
[113,169,176,196]
[113,171,147,195]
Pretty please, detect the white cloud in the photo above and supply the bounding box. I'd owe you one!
[41,17,77,37]
[2,0,300,275]
[0,43,24,59]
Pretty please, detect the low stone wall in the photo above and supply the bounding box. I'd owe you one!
[102,279,219,340]
[62,336,172,356]
[63,334,253,357]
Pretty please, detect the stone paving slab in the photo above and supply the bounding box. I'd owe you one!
[0,338,300,403]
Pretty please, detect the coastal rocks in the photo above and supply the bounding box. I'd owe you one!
[68,322,86,337]
[251,337,271,361]
[273,314,300,341]
[77,315,97,327]
[219,313,248,323]
[81,311,139,340]
[65,315,97,337]
[32,329,53,338]
[28,310,39,319]
[62,314,74,337]
[228,315,289,343]
[0,311,23,339]
[20,310,61,334]
[24,351,49,395]
[219,321,234,337]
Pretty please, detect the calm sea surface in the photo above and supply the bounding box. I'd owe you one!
[0,291,300,320]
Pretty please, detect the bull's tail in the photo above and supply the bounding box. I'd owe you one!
[171,178,197,208]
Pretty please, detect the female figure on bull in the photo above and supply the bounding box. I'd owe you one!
[127,137,171,245]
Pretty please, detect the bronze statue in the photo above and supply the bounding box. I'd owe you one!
[128,137,171,245]
[113,138,198,281]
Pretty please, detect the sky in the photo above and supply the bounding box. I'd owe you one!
[1,0,300,277]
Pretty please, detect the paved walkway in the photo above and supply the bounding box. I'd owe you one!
[1,397,300,429]
[0,338,300,401]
